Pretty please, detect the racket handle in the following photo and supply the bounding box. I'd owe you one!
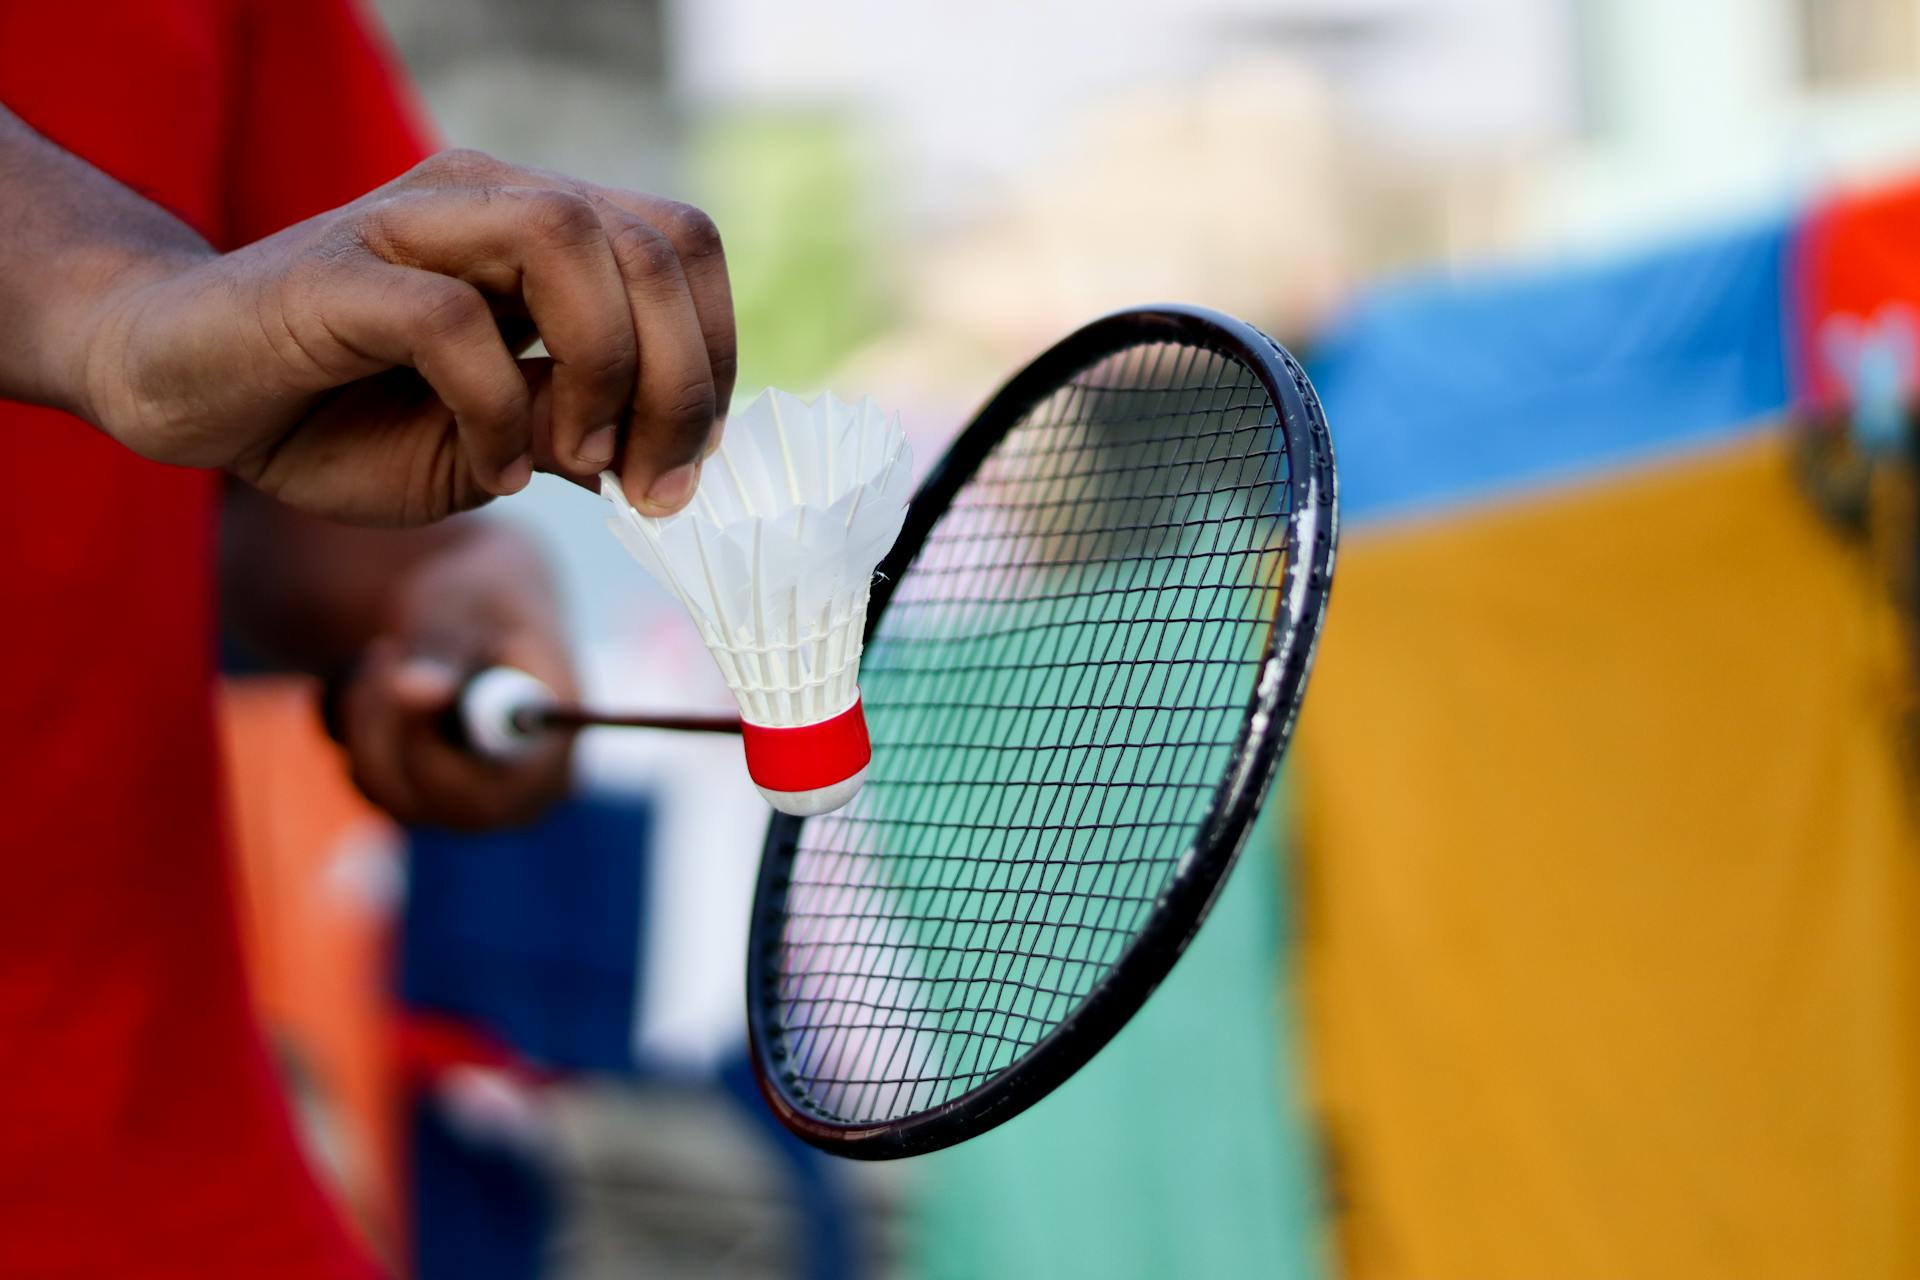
[451,666,559,762]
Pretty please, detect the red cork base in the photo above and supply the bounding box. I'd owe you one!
[740,693,873,793]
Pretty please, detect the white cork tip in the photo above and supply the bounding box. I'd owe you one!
[757,765,870,817]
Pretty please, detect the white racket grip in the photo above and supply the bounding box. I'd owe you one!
[458,666,557,761]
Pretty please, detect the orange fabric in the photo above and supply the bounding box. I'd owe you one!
[1297,433,1920,1279]
[218,679,405,1266]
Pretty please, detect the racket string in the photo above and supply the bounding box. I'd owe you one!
[789,351,1275,1115]
[770,339,1296,1122]
[888,341,1196,1101]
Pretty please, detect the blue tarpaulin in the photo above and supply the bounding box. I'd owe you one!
[402,793,652,1074]
[1311,216,1794,523]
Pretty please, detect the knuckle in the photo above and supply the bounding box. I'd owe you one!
[419,147,503,184]
[658,201,723,261]
[475,380,533,433]
[352,194,412,255]
[414,281,488,342]
[654,380,718,447]
[517,187,599,244]
[608,220,681,282]
[580,336,638,385]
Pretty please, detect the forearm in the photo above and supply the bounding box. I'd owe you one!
[220,485,554,677]
[0,103,212,419]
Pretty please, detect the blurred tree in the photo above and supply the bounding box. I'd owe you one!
[690,112,892,400]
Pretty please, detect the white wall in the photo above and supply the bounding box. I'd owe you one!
[668,0,1579,222]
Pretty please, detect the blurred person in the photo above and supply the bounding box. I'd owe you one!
[0,2,733,1277]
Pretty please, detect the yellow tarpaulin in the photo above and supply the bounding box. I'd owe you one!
[1297,433,1920,1279]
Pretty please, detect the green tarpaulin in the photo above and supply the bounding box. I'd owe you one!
[909,802,1322,1280]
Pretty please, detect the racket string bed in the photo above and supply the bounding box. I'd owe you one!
[767,334,1299,1127]
[782,361,1281,1120]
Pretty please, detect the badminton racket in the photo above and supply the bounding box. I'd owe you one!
[743,304,1335,1157]
[435,305,1335,1156]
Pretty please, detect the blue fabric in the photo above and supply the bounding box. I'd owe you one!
[401,793,652,1072]
[400,796,875,1280]
[410,1101,555,1280]
[1310,216,1795,523]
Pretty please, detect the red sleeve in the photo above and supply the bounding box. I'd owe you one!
[221,0,439,249]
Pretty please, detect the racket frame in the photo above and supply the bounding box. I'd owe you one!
[745,304,1337,1158]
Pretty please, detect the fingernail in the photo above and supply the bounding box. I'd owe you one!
[393,656,461,703]
[497,454,533,495]
[579,426,617,468]
[643,461,699,513]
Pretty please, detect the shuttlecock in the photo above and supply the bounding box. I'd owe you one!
[601,389,913,816]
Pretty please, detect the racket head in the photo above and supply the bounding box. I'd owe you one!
[746,305,1336,1158]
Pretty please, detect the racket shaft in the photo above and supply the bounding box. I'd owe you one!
[519,705,742,735]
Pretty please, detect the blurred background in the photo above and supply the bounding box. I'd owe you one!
[219,0,1920,1276]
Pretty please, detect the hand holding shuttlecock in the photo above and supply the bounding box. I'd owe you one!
[601,390,913,815]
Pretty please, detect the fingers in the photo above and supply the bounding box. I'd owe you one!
[340,517,577,831]
[340,643,574,832]
[350,151,736,516]
[580,189,737,446]
[580,193,717,513]
[340,639,430,825]
[359,186,636,481]
[403,717,572,833]
[300,260,531,498]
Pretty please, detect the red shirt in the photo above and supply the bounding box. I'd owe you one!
[0,3,430,1274]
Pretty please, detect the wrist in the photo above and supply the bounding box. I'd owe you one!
[65,243,212,439]
[0,104,214,431]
